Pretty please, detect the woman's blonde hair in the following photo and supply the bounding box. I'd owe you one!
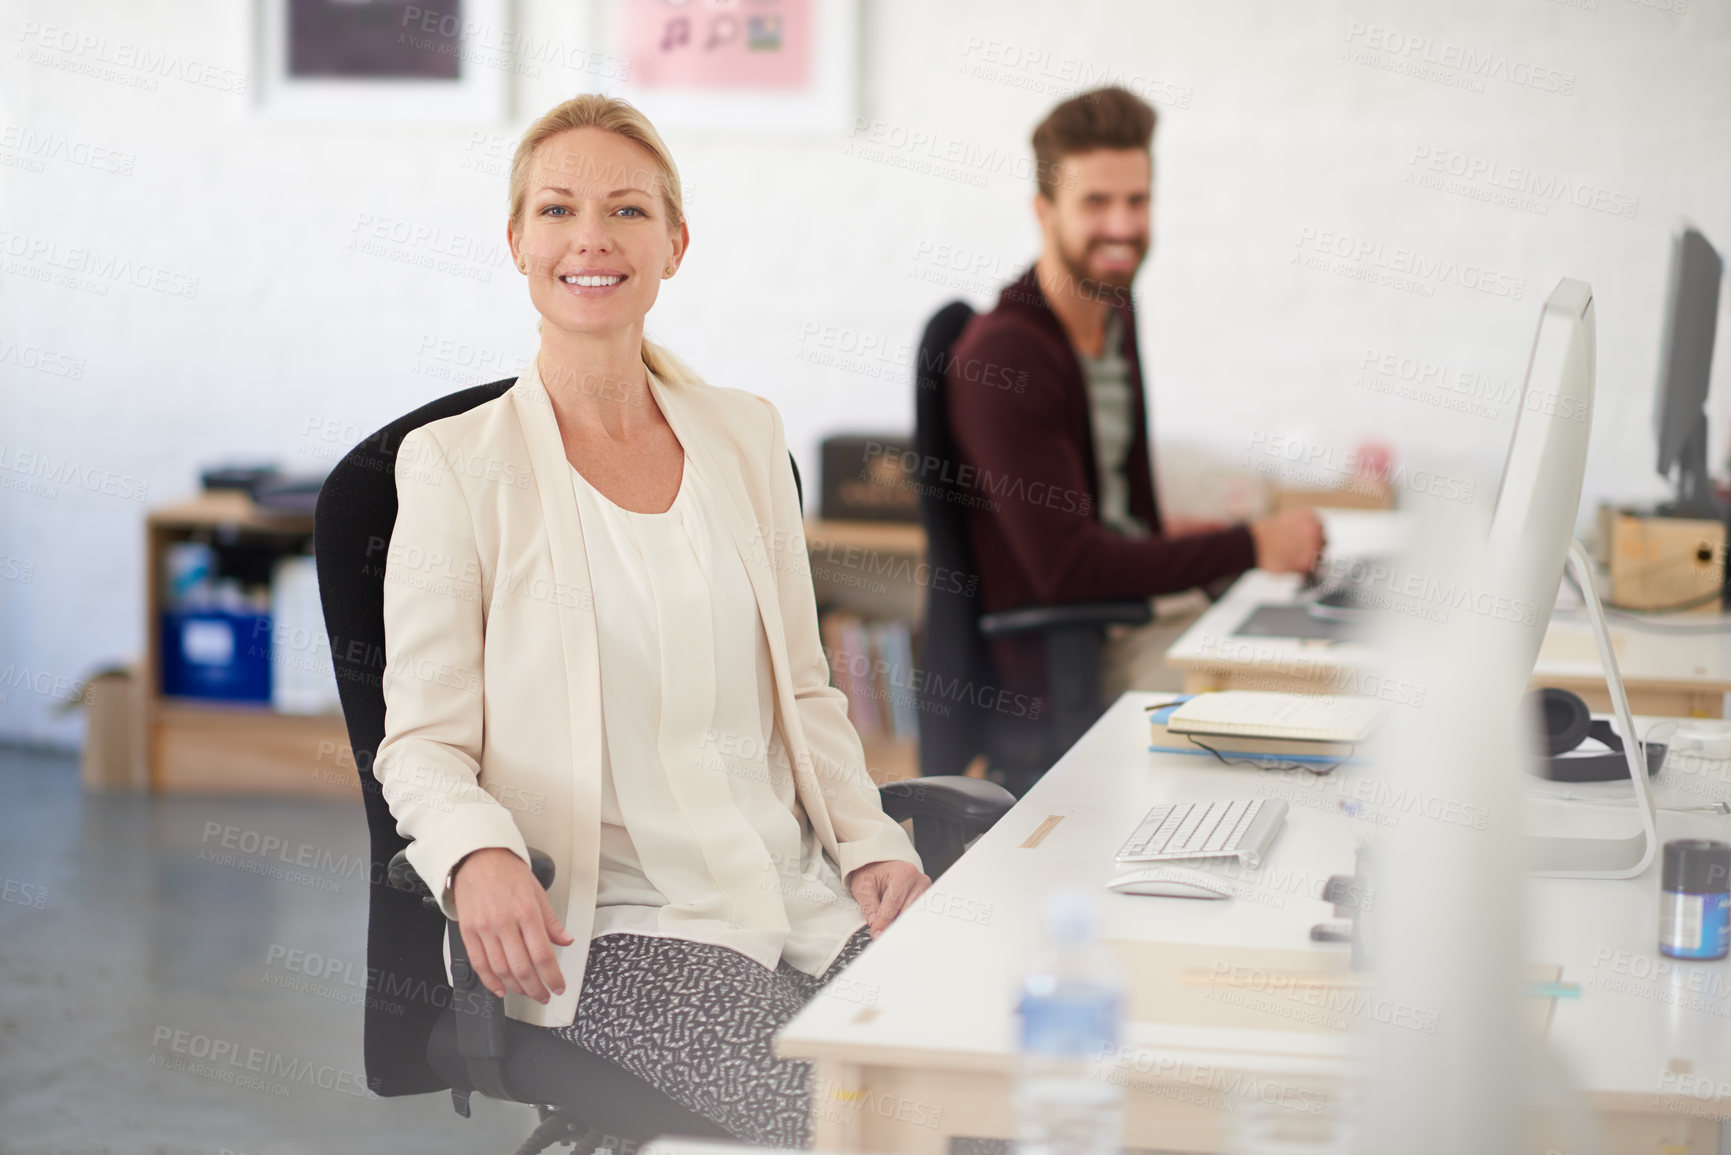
[509,94,698,386]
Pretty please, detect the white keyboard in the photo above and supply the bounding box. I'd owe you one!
[1114,798,1288,868]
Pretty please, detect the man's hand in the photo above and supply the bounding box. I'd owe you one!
[1249,507,1326,574]
[847,860,932,939]
[451,847,574,1003]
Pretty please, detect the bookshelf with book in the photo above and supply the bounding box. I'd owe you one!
[804,518,925,784]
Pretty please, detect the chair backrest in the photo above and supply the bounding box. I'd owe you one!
[912,301,1000,777]
[312,376,808,1096]
[313,377,516,1095]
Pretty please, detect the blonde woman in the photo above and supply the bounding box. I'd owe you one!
[373,95,931,1145]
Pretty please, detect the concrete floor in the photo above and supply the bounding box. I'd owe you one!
[0,744,536,1155]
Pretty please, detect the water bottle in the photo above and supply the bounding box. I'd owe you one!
[1015,888,1124,1155]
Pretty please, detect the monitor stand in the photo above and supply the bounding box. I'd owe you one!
[1527,541,1660,879]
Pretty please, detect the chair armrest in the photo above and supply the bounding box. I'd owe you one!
[386,846,556,913]
[386,844,557,1112]
[978,600,1152,638]
[878,776,1015,837]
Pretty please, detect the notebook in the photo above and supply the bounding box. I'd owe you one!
[1147,692,1379,762]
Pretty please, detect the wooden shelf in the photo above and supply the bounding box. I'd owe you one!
[803,518,924,558]
[142,491,336,796]
[147,491,314,534]
[138,501,928,793]
[150,699,353,797]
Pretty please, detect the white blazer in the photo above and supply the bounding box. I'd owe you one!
[375,357,922,1029]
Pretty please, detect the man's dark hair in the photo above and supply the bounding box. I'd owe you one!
[1030,86,1156,200]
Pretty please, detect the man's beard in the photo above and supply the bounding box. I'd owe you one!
[1057,233,1146,292]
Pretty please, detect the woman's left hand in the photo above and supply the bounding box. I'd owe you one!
[847,860,932,939]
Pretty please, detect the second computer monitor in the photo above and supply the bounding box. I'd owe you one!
[1654,227,1724,518]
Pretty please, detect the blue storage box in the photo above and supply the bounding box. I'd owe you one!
[161,608,272,702]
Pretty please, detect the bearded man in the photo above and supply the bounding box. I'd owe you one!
[944,86,1324,703]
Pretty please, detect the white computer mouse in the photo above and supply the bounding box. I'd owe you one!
[1105,868,1233,900]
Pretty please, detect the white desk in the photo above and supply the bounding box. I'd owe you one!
[1165,560,1731,719]
[776,693,1731,1153]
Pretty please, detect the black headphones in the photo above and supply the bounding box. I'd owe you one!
[1529,687,1666,782]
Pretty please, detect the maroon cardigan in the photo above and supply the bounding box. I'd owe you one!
[944,265,1257,701]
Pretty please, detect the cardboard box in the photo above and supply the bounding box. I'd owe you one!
[1603,509,1726,611]
[80,667,145,791]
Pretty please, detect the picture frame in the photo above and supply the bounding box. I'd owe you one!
[595,0,859,135]
[251,0,512,122]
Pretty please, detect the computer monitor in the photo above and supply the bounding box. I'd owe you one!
[1486,278,1596,683]
[1654,227,1725,519]
[1485,277,1657,878]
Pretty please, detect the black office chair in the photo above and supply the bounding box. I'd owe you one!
[914,301,1154,797]
[311,376,1015,1154]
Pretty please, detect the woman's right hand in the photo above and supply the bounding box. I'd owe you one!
[451,848,574,1003]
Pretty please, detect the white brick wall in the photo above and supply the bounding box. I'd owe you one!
[2,0,1728,745]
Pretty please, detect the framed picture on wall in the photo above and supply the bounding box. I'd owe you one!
[596,0,858,134]
[252,0,511,121]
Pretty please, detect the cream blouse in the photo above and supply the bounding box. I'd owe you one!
[568,452,868,978]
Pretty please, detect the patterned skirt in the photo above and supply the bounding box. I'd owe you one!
[539,926,874,1147]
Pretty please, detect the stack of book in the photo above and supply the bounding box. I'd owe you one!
[818,611,919,742]
[1147,691,1381,766]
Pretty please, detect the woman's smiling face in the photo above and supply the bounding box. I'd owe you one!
[510,127,687,341]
